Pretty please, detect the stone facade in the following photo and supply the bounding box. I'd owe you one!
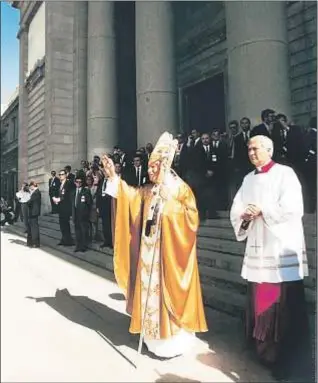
[1,91,19,205]
[12,0,317,213]
[287,1,317,124]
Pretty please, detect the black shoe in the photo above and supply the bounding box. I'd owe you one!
[74,248,80,252]
[58,242,64,246]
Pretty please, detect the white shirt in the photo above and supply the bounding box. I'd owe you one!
[230,163,308,283]
[16,190,30,203]
[135,166,141,185]
[212,140,219,148]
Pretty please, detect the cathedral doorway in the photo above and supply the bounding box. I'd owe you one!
[181,73,226,135]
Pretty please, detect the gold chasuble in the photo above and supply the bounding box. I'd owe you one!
[112,174,207,341]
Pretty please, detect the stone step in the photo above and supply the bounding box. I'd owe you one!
[198,224,316,243]
[36,215,317,279]
[198,248,316,287]
[201,283,246,317]
[198,235,316,260]
[41,213,316,240]
[7,223,316,314]
[200,219,316,237]
[41,211,316,225]
[8,223,114,272]
[17,219,317,294]
[198,248,316,293]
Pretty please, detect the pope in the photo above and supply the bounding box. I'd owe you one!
[101,132,207,358]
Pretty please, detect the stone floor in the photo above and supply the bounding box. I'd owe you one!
[0,228,313,382]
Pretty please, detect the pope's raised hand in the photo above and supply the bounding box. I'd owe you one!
[101,154,116,180]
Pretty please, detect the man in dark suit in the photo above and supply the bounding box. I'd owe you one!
[172,133,189,180]
[271,114,305,172]
[144,143,154,168]
[27,181,41,248]
[96,175,113,248]
[124,154,149,187]
[53,169,74,246]
[250,108,276,138]
[209,129,229,210]
[73,174,92,252]
[234,117,254,177]
[65,165,76,191]
[231,117,254,201]
[198,132,218,219]
[187,129,201,148]
[48,170,61,214]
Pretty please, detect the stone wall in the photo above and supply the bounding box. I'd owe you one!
[42,2,87,212]
[174,2,226,88]
[25,62,46,189]
[287,1,317,126]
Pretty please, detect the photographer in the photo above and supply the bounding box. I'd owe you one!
[16,183,31,233]
[186,129,201,148]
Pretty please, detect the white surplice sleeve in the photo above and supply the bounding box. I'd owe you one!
[105,175,120,199]
[260,167,304,226]
[230,185,252,241]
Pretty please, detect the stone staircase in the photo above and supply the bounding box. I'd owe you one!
[8,211,316,317]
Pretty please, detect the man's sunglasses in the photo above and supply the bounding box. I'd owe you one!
[59,173,65,176]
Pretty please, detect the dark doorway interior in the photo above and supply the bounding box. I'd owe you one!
[115,2,137,151]
[182,73,226,134]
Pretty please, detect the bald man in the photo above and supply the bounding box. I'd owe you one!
[230,135,311,380]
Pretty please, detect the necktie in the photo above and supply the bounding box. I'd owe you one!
[136,167,140,186]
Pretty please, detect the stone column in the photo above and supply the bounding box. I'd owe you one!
[225,2,291,125]
[135,2,178,147]
[73,2,88,165]
[17,27,29,186]
[87,1,117,160]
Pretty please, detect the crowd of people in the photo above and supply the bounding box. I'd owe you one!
[10,108,316,252]
[44,108,316,252]
[8,108,315,381]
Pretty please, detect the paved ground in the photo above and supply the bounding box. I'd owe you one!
[1,228,276,382]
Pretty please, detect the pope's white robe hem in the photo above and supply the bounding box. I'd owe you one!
[145,329,195,358]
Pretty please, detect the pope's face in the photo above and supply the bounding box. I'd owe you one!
[248,138,271,167]
[148,160,162,184]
